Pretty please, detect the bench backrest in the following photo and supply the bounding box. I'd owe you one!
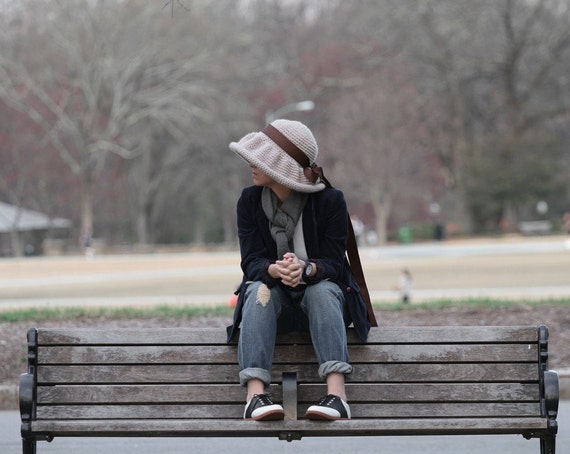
[23,325,555,424]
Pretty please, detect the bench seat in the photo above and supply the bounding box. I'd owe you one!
[20,325,559,453]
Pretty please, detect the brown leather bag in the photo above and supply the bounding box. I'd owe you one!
[347,214,378,326]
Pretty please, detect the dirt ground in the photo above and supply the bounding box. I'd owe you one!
[2,303,569,391]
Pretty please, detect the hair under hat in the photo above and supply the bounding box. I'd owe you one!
[229,119,326,193]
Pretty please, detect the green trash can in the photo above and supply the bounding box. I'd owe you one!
[398,226,413,244]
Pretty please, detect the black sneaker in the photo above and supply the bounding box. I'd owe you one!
[305,394,351,420]
[243,394,285,421]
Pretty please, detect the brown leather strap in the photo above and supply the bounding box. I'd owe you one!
[321,173,377,326]
[307,165,327,186]
[262,124,310,168]
[347,214,378,327]
[309,160,376,326]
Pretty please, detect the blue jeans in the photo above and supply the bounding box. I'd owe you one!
[238,280,352,387]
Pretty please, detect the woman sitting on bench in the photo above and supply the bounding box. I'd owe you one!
[227,119,371,421]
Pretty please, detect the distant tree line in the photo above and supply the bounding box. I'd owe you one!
[0,0,568,255]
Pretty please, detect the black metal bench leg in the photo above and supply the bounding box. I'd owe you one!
[540,436,556,454]
[22,438,36,454]
[282,371,297,420]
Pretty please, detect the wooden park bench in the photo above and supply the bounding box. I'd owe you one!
[20,325,559,453]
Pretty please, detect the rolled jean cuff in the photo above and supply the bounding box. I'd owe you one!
[318,360,353,379]
[239,367,271,387]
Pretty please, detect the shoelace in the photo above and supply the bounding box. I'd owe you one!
[253,393,274,406]
[316,394,338,407]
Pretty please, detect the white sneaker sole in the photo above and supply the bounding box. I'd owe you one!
[246,404,285,421]
[305,399,351,420]
[305,407,347,420]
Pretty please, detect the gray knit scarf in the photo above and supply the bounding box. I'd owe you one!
[261,187,307,259]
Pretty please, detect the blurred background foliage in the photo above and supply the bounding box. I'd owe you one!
[0,0,569,255]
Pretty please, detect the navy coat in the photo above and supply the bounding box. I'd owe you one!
[226,185,371,343]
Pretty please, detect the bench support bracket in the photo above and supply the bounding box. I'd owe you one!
[280,371,302,441]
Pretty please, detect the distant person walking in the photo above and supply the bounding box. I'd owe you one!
[397,268,412,303]
[81,230,94,259]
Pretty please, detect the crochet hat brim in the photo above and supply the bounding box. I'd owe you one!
[230,131,325,193]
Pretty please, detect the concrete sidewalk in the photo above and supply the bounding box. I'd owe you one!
[2,236,570,307]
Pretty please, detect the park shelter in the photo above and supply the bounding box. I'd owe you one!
[0,202,72,256]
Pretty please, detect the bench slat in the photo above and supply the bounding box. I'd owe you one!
[351,402,542,418]
[351,362,538,382]
[342,382,540,402]
[37,362,539,384]
[36,402,542,420]
[38,343,538,364]
[36,325,539,345]
[29,417,548,438]
[344,344,538,363]
[37,382,540,405]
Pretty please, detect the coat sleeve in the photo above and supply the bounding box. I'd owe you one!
[237,187,280,286]
[304,188,349,283]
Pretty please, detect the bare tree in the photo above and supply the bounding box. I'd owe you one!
[2,0,568,248]
[266,1,444,243]
[319,63,435,245]
[0,0,222,243]
[0,98,74,255]
[413,0,570,229]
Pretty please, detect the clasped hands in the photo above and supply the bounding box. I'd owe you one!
[269,252,306,288]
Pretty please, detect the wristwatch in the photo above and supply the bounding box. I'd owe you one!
[303,260,313,276]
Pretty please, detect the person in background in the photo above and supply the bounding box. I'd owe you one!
[397,268,412,303]
[350,215,364,246]
[226,119,371,421]
[81,230,94,259]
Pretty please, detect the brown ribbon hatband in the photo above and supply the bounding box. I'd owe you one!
[262,124,321,184]
[262,124,309,167]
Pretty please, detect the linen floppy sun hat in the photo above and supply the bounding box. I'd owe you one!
[229,119,327,193]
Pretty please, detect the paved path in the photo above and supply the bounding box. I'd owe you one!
[2,401,568,453]
[1,236,569,309]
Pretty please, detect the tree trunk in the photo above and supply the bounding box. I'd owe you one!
[372,196,391,246]
[80,170,94,243]
[9,229,23,257]
[135,147,152,245]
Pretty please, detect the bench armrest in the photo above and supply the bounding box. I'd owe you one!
[544,370,559,419]
[19,372,34,436]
